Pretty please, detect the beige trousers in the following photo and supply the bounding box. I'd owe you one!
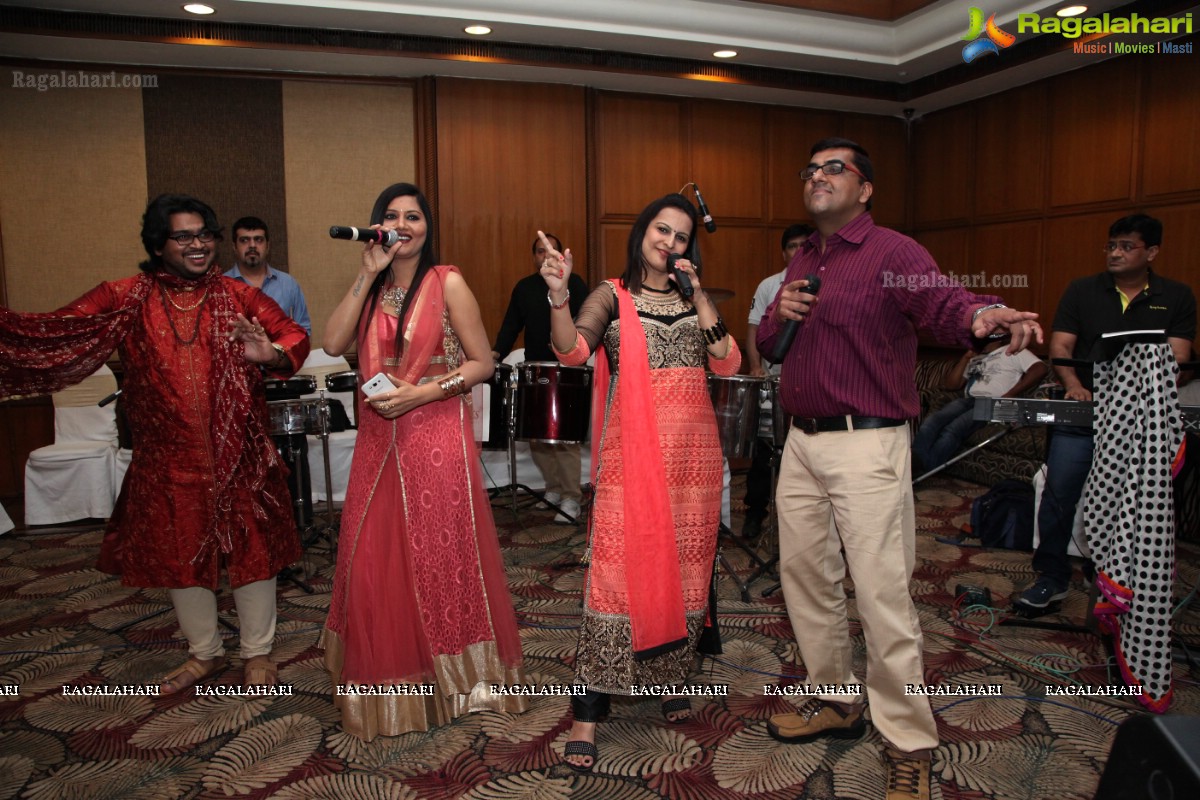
[529,441,583,503]
[775,423,938,753]
[168,577,278,660]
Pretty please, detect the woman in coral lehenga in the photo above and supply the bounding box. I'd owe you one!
[538,194,741,771]
[321,183,526,740]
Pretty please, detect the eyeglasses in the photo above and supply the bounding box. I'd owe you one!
[167,230,216,246]
[800,159,867,182]
[1102,241,1146,254]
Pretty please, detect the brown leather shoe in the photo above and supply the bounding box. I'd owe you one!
[767,697,866,743]
[883,747,931,800]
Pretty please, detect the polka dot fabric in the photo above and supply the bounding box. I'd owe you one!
[1084,343,1183,711]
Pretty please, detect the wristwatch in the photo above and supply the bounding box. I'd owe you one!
[971,303,1009,339]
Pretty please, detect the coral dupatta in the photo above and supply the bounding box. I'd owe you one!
[601,281,689,659]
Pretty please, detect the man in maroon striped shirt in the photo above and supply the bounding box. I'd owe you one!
[757,137,1042,800]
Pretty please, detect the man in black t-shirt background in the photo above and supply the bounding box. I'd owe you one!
[1019,213,1196,609]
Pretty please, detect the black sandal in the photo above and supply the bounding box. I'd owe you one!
[563,739,598,773]
[661,697,692,724]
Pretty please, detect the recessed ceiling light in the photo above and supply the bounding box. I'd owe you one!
[182,3,216,14]
[464,25,492,36]
[1057,5,1088,16]
[713,50,737,59]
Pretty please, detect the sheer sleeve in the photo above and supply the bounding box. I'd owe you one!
[572,282,617,353]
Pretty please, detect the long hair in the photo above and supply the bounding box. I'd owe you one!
[621,193,700,297]
[139,194,223,273]
[362,182,438,357]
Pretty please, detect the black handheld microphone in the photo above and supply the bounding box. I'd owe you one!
[98,389,122,408]
[768,275,821,363]
[693,185,717,233]
[329,226,400,248]
[667,253,695,299]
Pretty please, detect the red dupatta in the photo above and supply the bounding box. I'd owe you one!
[358,266,454,386]
[595,281,689,659]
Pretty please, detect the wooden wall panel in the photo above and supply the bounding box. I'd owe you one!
[1146,203,1200,308]
[841,114,908,229]
[435,80,588,346]
[599,224,631,285]
[1048,60,1138,209]
[1142,56,1200,199]
[971,221,1041,321]
[912,228,970,277]
[595,94,686,218]
[975,82,1047,219]
[689,101,765,222]
[1041,212,1116,328]
[694,225,767,348]
[765,107,839,224]
[912,105,972,226]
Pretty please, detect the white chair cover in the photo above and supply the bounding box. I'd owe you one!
[0,503,14,535]
[297,348,357,503]
[24,364,120,525]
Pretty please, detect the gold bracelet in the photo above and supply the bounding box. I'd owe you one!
[271,343,287,368]
[438,373,466,398]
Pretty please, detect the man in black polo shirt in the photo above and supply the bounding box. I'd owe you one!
[493,233,589,523]
[1019,213,1197,609]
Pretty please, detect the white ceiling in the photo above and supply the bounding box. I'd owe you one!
[0,0,1183,116]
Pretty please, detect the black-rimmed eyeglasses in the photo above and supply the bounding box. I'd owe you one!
[167,230,216,246]
[799,160,867,182]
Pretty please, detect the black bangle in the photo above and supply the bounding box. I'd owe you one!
[702,317,727,345]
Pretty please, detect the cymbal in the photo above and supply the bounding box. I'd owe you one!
[706,287,735,304]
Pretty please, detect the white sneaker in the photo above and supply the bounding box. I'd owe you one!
[538,491,561,510]
[554,498,582,525]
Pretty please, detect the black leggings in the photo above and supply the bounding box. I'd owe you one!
[571,689,611,723]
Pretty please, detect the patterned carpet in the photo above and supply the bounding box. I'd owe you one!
[2,474,1199,800]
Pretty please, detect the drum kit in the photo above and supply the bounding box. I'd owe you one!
[264,372,355,590]
[483,361,594,522]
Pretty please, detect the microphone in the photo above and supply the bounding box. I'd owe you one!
[98,389,121,408]
[329,226,399,248]
[667,253,694,299]
[693,185,717,233]
[768,275,821,364]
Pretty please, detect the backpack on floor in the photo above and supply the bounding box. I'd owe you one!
[966,479,1035,550]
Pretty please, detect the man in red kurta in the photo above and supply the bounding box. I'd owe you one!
[0,194,310,692]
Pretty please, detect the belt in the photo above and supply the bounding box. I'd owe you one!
[792,415,906,434]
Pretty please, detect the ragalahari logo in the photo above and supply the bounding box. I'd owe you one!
[962,7,1016,63]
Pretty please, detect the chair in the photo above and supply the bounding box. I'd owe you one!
[24,365,120,525]
[298,348,358,503]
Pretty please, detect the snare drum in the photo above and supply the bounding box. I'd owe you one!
[264,375,317,402]
[267,399,323,436]
[475,363,512,450]
[515,362,592,444]
[707,374,764,459]
[325,370,359,393]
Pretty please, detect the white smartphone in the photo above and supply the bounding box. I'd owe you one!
[361,372,394,398]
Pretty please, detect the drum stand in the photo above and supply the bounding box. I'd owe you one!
[276,393,340,594]
[487,372,581,525]
[275,429,316,594]
[719,442,782,601]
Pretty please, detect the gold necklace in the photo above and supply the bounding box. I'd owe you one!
[157,284,206,345]
[163,286,208,312]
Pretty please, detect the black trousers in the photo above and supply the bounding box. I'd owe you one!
[571,688,611,722]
